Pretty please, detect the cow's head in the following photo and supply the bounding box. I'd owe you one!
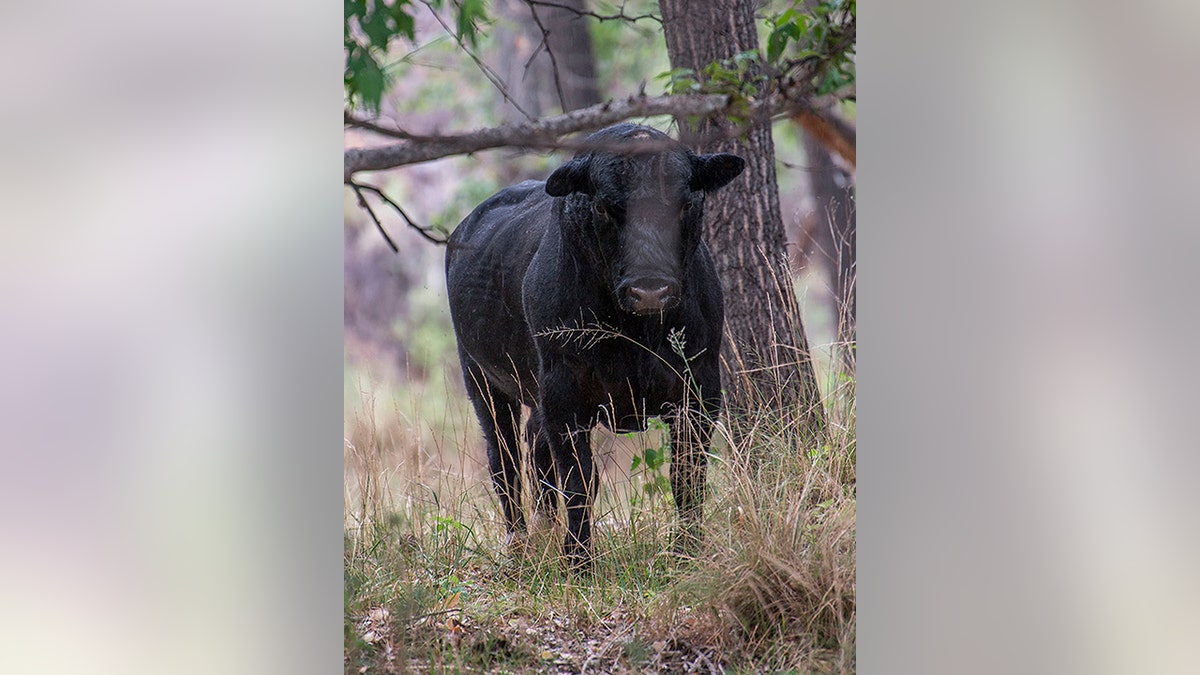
[545,123,745,316]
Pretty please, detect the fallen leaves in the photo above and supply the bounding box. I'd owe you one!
[350,597,729,673]
[353,606,396,673]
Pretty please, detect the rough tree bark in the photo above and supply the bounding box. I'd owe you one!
[659,0,826,439]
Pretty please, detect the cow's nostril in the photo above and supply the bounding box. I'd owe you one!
[626,284,675,313]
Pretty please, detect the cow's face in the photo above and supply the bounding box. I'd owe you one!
[546,125,745,316]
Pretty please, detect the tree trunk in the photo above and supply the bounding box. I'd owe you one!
[492,0,602,120]
[540,0,602,112]
[659,0,826,440]
[802,129,856,372]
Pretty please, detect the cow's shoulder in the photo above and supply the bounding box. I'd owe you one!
[451,181,550,242]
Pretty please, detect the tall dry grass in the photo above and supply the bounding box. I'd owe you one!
[343,280,856,673]
[675,363,856,671]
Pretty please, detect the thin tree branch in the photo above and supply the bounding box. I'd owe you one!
[346,92,760,179]
[348,180,450,248]
[349,182,400,253]
[527,0,661,25]
[420,0,537,122]
[523,1,570,114]
[345,111,423,142]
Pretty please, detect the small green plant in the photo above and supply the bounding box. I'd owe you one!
[629,418,672,508]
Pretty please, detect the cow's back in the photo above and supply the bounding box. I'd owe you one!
[446,180,551,403]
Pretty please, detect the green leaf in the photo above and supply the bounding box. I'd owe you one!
[389,2,417,41]
[662,67,695,80]
[767,31,786,62]
[456,0,487,48]
[347,48,387,112]
[360,6,394,49]
[669,77,697,95]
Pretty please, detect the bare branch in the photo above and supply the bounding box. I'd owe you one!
[526,0,661,25]
[345,92,766,180]
[345,111,422,142]
[348,182,399,253]
[523,2,570,113]
[348,180,450,248]
[420,0,537,121]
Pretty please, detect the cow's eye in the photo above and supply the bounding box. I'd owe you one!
[592,201,608,219]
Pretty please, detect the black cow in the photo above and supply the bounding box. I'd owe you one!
[445,123,745,571]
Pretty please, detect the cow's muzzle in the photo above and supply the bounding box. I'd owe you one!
[620,278,680,315]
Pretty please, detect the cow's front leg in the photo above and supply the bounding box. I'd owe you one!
[524,409,560,528]
[538,361,598,573]
[552,426,596,572]
[667,393,718,558]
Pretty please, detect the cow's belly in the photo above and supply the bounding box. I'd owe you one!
[597,406,651,433]
[593,373,685,432]
[464,338,541,406]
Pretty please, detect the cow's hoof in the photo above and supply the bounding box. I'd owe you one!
[529,510,559,537]
[670,527,704,563]
[563,544,596,576]
[503,530,531,559]
[566,555,595,577]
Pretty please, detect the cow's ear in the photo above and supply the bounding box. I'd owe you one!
[690,153,746,192]
[546,155,593,196]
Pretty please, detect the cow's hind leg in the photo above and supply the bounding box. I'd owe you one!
[461,359,526,548]
[525,409,560,529]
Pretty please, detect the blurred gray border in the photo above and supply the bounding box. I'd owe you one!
[863,2,1200,673]
[5,1,1198,672]
[0,1,345,673]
